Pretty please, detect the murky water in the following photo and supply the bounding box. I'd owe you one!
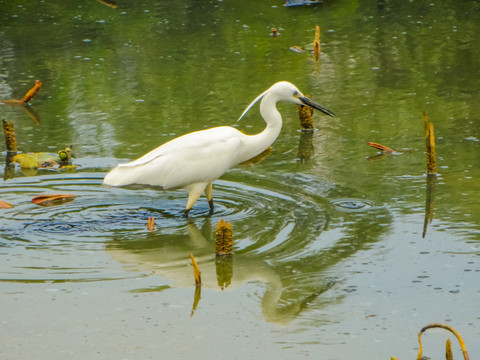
[1,1,479,359]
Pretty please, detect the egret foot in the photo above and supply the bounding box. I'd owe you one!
[208,199,215,215]
[183,209,191,218]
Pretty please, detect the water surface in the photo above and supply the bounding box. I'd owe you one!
[1,1,479,359]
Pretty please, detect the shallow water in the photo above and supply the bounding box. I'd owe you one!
[1,0,479,359]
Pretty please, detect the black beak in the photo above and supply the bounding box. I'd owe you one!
[299,96,335,117]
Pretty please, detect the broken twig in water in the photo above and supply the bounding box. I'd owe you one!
[0,80,42,106]
[20,80,42,104]
[367,142,395,153]
[96,0,117,8]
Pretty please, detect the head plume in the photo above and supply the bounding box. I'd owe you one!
[236,88,269,122]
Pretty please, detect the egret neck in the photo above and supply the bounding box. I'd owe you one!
[236,91,283,164]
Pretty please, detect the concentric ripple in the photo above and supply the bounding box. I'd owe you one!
[0,172,329,245]
[0,169,385,291]
[331,198,376,212]
[0,171,331,282]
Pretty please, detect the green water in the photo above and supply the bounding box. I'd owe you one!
[1,1,479,359]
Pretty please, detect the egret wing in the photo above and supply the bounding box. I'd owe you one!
[119,127,237,167]
[104,126,244,188]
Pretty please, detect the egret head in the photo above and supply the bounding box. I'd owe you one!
[273,81,336,118]
[238,81,335,121]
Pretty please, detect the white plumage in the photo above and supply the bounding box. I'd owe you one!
[104,81,334,216]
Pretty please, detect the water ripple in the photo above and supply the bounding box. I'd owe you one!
[0,170,386,293]
[331,198,376,212]
[0,173,329,248]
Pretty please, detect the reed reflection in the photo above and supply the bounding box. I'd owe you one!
[422,174,437,238]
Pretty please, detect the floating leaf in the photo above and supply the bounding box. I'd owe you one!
[59,164,77,171]
[12,152,59,168]
[0,200,13,209]
[39,160,58,168]
[12,153,39,168]
[34,152,58,164]
[32,194,76,206]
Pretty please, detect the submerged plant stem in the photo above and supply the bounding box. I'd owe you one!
[314,25,320,61]
[298,97,314,130]
[423,112,437,175]
[3,119,17,152]
[417,323,469,360]
[215,219,233,255]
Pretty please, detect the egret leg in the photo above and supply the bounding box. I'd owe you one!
[184,183,209,217]
[204,182,214,214]
[184,191,202,217]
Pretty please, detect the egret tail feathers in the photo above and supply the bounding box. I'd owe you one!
[103,165,143,186]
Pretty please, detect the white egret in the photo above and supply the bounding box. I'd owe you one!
[103,81,335,216]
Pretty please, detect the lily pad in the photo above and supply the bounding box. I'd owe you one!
[12,153,58,168]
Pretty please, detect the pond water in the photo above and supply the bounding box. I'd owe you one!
[1,0,479,359]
